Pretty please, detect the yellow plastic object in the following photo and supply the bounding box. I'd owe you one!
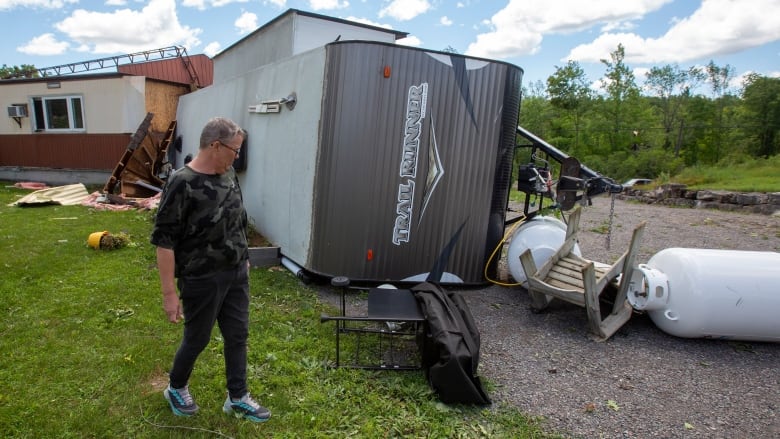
[88,231,108,249]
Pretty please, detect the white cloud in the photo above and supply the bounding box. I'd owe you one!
[235,11,258,34]
[211,0,249,6]
[181,0,251,10]
[466,0,671,59]
[601,20,636,33]
[633,66,650,84]
[0,0,76,10]
[105,0,127,6]
[567,0,780,65]
[440,16,452,26]
[181,0,206,9]
[53,0,202,54]
[566,32,647,63]
[309,0,349,10]
[379,0,431,21]
[17,33,70,56]
[397,35,422,47]
[203,41,221,57]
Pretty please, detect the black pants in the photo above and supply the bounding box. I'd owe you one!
[169,265,250,399]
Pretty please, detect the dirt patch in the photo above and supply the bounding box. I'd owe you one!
[247,227,272,247]
[142,366,170,396]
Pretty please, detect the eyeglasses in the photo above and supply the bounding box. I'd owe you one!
[218,140,241,157]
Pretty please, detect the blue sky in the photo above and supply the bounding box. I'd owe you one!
[2,0,779,93]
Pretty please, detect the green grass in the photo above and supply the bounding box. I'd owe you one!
[672,155,780,192]
[0,183,556,438]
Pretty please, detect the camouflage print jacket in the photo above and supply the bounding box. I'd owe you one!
[150,166,248,278]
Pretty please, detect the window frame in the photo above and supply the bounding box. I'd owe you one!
[31,95,86,132]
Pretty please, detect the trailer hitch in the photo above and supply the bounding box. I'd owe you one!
[516,126,623,212]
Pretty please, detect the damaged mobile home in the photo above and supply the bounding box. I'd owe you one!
[175,9,522,284]
[0,47,212,186]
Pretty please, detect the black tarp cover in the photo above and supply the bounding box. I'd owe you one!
[413,281,491,405]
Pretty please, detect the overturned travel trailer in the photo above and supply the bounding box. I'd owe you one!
[176,10,523,285]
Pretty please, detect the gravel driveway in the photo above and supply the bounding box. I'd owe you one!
[466,196,780,438]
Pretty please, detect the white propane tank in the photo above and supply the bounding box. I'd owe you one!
[507,216,581,284]
[627,248,780,342]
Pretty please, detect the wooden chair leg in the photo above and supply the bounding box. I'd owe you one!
[597,301,633,340]
[610,221,646,317]
[581,262,604,336]
[596,221,646,340]
[519,249,552,311]
[583,264,632,341]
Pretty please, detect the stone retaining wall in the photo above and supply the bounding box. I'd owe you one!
[619,184,780,216]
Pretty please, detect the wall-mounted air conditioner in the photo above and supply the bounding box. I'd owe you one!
[8,105,28,117]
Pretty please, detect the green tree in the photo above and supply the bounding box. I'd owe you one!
[599,44,641,152]
[705,61,736,162]
[683,95,716,164]
[523,79,548,99]
[741,74,780,157]
[644,64,704,154]
[519,80,552,136]
[516,91,554,168]
[547,60,592,154]
[0,64,38,79]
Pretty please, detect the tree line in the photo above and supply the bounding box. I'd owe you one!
[519,44,780,182]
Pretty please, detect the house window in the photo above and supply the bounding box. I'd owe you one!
[32,95,85,131]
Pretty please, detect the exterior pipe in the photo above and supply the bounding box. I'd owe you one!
[281,256,304,279]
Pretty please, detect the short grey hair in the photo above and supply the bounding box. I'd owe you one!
[199,117,243,150]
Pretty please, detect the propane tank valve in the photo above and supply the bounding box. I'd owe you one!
[627,264,669,311]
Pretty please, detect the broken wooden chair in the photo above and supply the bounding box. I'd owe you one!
[518,205,646,341]
[320,276,425,369]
